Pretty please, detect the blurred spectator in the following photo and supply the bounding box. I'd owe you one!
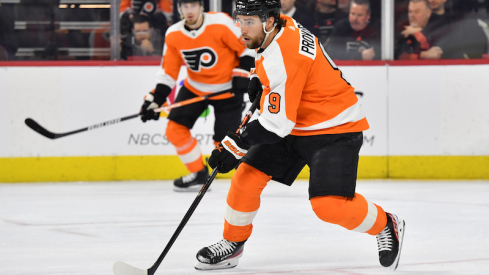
[313,0,348,45]
[88,23,111,60]
[338,0,350,13]
[121,0,173,24]
[281,0,315,30]
[437,0,488,59]
[394,0,411,34]
[295,0,316,14]
[437,15,488,59]
[428,0,453,28]
[451,0,480,15]
[395,0,449,60]
[395,0,488,59]
[0,3,18,60]
[428,0,446,16]
[120,0,169,41]
[326,0,380,60]
[121,14,163,60]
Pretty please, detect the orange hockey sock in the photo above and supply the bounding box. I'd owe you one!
[223,163,271,242]
[310,193,387,235]
[165,120,204,173]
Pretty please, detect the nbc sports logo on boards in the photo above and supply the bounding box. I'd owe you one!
[181,47,218,72]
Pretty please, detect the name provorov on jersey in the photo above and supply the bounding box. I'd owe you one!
[296,23,316,59]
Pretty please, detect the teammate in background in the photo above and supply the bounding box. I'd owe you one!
[195,0,405,271]
[326,0,380,60]
[280,0,315,31]
[140,0,255,191]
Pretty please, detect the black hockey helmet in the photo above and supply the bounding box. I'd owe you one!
[233,0,281,22]
[178,0,203,6]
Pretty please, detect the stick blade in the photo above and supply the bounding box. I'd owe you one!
[113,261,148,275]
[24,118,56,139]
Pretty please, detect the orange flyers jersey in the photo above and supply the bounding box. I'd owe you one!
[255,15,369,137]
[156,12,255,96]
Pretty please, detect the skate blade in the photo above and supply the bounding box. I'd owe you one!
[390,219,406,271]
[173,185,210,192]
[194,258,239,270]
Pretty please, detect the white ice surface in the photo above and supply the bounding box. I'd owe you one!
[1,179,489,275]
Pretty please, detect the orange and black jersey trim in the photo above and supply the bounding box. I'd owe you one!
[251,15,369,138]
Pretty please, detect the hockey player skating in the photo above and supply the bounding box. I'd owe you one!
[140,0,255,191]
[195,0,405,271]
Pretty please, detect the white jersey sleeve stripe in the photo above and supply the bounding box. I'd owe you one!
[240,48,255,58]
[155,67,177,88]
[186,77,232,93]
[293,101,366,131]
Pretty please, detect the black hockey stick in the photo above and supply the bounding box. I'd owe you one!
[24,90,233,140]
[112,95,261,275]
[25,114,139,140]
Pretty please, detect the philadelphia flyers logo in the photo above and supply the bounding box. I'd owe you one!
[132,0,156,14]
[181,47,217,72]
[142,2,155,14]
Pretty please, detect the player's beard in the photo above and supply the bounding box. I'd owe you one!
[244,32,266,49]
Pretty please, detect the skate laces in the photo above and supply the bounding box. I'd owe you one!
[208,239,237,257]
[181,172,197,183]
[376,226,393,252]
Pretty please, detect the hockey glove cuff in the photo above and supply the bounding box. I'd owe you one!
[208,131,250,174]
[140,84,171,122]
[232,76,250,95]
